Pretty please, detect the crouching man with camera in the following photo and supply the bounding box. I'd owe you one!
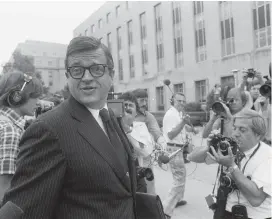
[189,109,271,219]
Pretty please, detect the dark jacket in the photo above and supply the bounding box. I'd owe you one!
[2,96,137,219]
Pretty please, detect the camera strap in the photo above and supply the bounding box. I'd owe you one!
[212,164,222,196]
[237,142,261,204]
[241,142,261,174]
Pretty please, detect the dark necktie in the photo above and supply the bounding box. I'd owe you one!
[236,151,245,168]
[99,108,128,168]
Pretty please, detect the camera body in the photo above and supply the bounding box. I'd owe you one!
[136,166,154,181]
[209,133,238,156]
[107,99,124,118]
[220,172,238,193]
[246,68,256,78]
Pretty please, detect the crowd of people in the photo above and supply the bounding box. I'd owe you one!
[0,35,271,219]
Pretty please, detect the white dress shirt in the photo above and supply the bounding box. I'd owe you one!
[87,105,108,135]
[163,106,186,144]
[226,141,272,219]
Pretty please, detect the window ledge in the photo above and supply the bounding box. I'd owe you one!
[255,46,271,53]
[222,54,236,61]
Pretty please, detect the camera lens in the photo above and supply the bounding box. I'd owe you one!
[219,141,230,156]
[221,175,232,187]
[212,102,225,114]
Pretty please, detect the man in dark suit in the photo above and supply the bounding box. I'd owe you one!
[2,36,137,219]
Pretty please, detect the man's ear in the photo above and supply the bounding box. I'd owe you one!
[109,69,115,79]
[65,72,69,78]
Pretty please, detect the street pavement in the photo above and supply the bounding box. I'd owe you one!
[154,127,218,219]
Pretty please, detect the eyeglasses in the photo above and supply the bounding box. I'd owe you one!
[67,64,109,79]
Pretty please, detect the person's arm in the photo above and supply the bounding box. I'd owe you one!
[145,112,162,142]
[230,168,268,207]
[2,119,66,218]
[202,115,219,138]
[166,115,190,140]
[208,147,270,207]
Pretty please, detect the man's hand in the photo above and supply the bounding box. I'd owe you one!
[255,71,265,85]
[218,102,233,121]
[209,110,220,122]
[207,146,235,168]
[121,111,135,133]
[182,114,191,125]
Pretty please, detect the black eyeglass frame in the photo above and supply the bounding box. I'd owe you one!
[67,64,111,79]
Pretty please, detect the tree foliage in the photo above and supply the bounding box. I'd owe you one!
[2,50,49,96]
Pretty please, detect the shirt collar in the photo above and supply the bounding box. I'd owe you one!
[0,106,26,130]
[87,104,108,120]
[243,142,260,158]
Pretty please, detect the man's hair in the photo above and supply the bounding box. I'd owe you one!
[118,91,139,112]
[65,36,114,72]
[132,89,148,98]
[0,71,43,107]
[228,88,247,106]
[234,109,266,139]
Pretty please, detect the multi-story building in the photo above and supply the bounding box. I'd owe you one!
[73,1,271,112]
[13,40,67,93]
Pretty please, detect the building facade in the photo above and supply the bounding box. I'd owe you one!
[74,1,271,112]
[13,40,67,93]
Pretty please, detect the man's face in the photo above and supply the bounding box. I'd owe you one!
[66,48,113,109]
[124,100,137,118]
[20,98,39,116]
[232,118,259,152]
[226,89,244,114]
[137,97,148,113]
[173,94,186,112]
[250,84,261,101]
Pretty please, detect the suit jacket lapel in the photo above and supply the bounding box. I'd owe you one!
[109,109,137,201]
[67,97,131,192]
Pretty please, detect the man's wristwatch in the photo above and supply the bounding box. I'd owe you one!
[228,164,239,174]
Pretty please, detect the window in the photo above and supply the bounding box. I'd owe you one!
[193,1,207,62]
[117,27,122,51]
[48,61,52,66]
[116,5,120,17]
[140,12,148,74]
[126,1,132,9]
[194,1,204,15]
[48,70,53,78]
[221,75,235,87]
[129,55,135,78]
[106,12,111,24]
[91,25,95,33]
[127,20,133,45]
[156,86,164,111]
[253,1,271,48]
[85,29,88,36]
[118,59,123,80]
[107,32,112,51]
[98,19,103,29]
[43,52,47,56]
[155,3,164,72]
[174,83,184,94]
[141,44,148,64]
[172,1,183,68]
[140,12,147,39]
[195,80,207,103]
[220,2,235,56]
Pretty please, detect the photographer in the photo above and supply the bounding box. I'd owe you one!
[0,71,42,200]
[189,109,271,219]
[118,91,155,194]
[202,87,252,138]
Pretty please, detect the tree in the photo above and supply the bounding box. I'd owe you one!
[3,51,49,96]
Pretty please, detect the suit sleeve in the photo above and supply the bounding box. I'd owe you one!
[2,119,66,219]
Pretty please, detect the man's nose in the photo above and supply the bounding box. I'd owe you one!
[82,70,94,80]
